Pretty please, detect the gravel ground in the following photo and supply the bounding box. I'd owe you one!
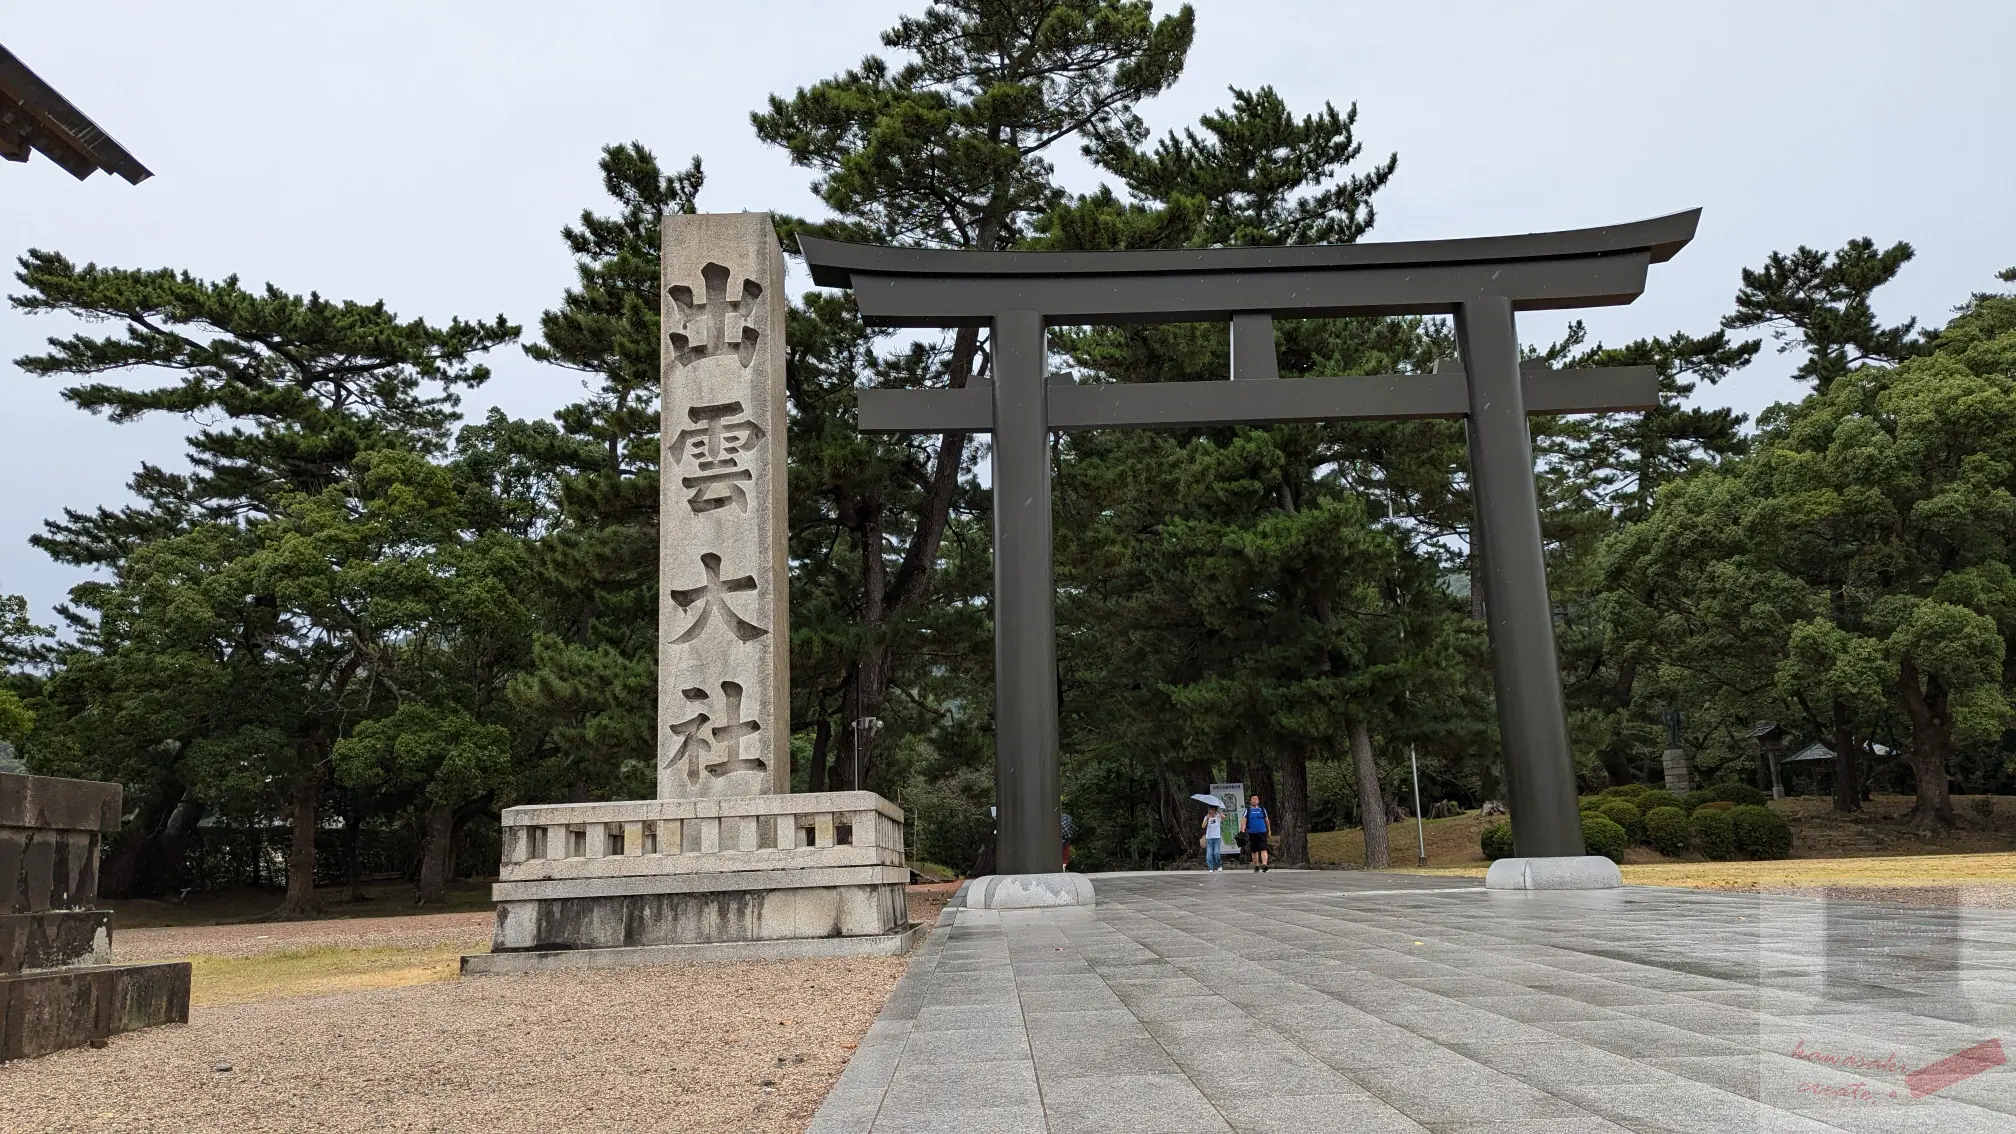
[0,955,910,1133]
[111,910,495,961]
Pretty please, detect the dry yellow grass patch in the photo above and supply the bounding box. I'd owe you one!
[1620,851,2016,891]
[1308,812,1493,869]
[189,942,482,1006]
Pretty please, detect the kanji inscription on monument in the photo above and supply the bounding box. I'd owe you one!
[659,213,789,798]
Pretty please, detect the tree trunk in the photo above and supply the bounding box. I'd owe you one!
[145,795,203,898]
[1159,758,1212,862]
[1599,660,1638,787]
[1349,717,1389,869]
[1597,740,1633,789]
[99,792,168,900]
[1828,698,1861,814]
[342,805,366,902]
[1248,760,1277,817]
[273,766,322,918]
[1897,660,1957,831]
[1275,749,1310,866]
[416,801,455,905]
[808,715,831,793]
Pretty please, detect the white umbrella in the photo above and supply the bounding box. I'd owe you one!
[1190,792,1226,807]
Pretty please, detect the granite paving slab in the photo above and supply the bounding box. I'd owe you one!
[811,871,2016,1133]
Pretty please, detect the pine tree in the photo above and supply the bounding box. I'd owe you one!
[753,0,1195,791]
[509,145,702,802]
[10,253,516,914]
[1724,237,1926,392]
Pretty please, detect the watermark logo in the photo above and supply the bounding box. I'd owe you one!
[1905,1039,2006,1100]
[1790,1038,2005,1104]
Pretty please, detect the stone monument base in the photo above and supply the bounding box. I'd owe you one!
[1485,855,1623,890]
[954,873,1095,909]
[464,791,919,973]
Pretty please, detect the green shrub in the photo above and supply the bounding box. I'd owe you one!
[1582,815,1630,863]
[1481,820,1515,861]
[1644,806,1690,856]
[1691,807,1736,860]
[1600,784,1649,799]
[1679,790,1717,813]
[1708,782,1769,808]
[1598,800,1645,844]
[1636,790,1682,814]
[1731,805,1792,859]
[1695,799,1736,813]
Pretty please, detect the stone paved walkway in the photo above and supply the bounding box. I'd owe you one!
[810,870,2016,1133]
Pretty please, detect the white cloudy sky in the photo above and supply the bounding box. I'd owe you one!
[3,1,2012,623]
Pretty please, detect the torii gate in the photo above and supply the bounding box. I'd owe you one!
[800,210,1699,878]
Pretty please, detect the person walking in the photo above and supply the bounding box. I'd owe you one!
[1201,805,1225,872]
[1241,794,1272,872]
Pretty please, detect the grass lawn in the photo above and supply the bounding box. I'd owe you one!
[188,942,476,1006]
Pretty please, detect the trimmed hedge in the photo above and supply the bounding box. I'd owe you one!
[1679,790,1717,813]
[1582,815,1630,863]
[1636,790,1682,814]
[1731,805,1793,859]
[1598,800,1646,844]
[1600,784,1648,799]
[1695,799,1736,813]
[1708,782,1770,808]
[1481,820,1515,861]
[1644,806,1690,856]
[1691,807,1736,860]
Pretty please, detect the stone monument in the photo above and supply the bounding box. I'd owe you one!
[464,214,918,973]
[1,772,190,1060]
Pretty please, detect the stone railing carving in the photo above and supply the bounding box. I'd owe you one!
[497,790,902,883]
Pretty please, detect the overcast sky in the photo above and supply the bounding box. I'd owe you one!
[3,1,2012,624]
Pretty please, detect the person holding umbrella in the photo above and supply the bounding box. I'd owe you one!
[1190,793,1228,872]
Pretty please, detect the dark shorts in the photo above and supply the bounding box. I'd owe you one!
[1247,832,1269,852]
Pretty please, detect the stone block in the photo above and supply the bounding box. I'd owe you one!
[1,826,102,913]
[462,923,924,974]
[0,772,121,834]
[0,910,111,974]
[491,881,908,952]
[0,961,190,1061]
[1484,855,1623,890]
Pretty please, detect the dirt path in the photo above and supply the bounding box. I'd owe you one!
[1,954,909,1133]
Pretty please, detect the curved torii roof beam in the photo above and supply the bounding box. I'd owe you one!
[799,209,1699,327]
